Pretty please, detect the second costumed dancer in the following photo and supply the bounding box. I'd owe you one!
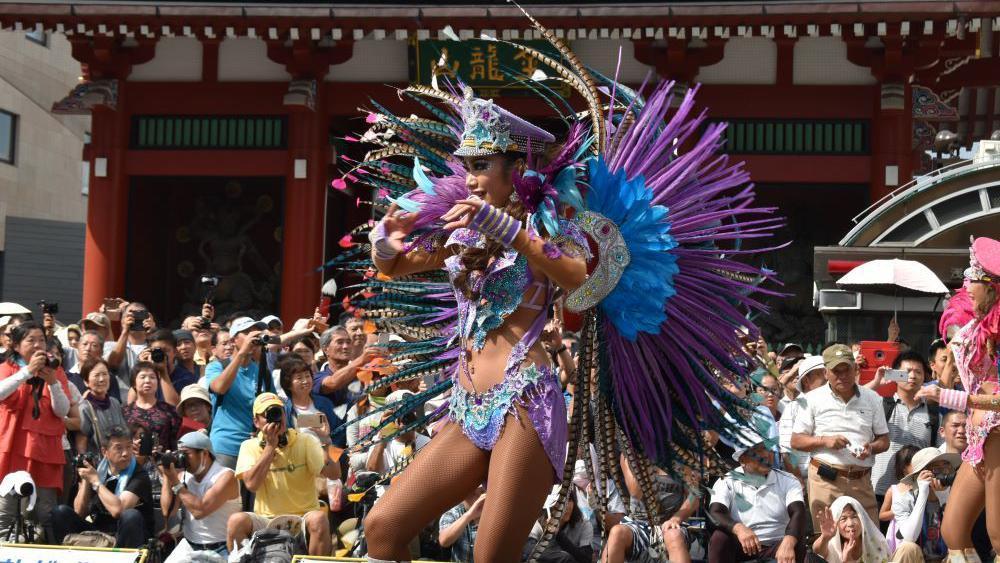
[918,237,1000,562]
[330,6,784,562]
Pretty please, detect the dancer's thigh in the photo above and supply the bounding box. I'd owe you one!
[366,423,489,542]
[942,455,985,549]
[475,407,558,563]
[981,432,1000,551]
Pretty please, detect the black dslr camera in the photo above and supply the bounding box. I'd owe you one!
[252,334,280,346]
[38,300,59,316]
[154,450,188,470]
[150,348,166,364]
[74,452,100,469]
[260,405,288,448]
[129,310,149,332]
[264,405,284,425]
[936,470,957,487]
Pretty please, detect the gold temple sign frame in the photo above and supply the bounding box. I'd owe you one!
[409,39,569,98]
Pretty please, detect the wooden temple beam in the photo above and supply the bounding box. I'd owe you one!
[0,10,994,41]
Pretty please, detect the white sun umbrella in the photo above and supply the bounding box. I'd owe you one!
[836,259,949,297]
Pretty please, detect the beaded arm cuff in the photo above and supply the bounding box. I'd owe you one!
[939,388,969,411]
[469,202,522,247]
[368,221,399,262]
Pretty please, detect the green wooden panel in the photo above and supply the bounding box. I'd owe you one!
[237,119,246,147]
[710,119,869,155]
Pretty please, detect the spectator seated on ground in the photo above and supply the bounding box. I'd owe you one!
[526,489,594,563]
[884,447,959,562]
[365,390,430,498]
[438,486,484,563]
[160,431,241,562]
[601,455,696,563]
[814,496,890,563]
[227,393,340,556]
[52,426,155,548]
[708,440,807,563]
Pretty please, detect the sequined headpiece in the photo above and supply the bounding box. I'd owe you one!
[965,236,1000,283]
[453,87,555,157]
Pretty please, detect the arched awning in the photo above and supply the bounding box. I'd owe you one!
[841,149,1000,249]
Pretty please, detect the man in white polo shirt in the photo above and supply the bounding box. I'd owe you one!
[790,344,889,527]
[708,439,807,562]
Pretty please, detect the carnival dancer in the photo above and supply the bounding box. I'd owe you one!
[917,237,1000,562]
[333,6,783,561]
[363,93,589,562]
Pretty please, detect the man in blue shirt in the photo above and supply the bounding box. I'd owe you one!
[205,317,268,470]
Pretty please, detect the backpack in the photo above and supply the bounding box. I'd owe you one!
[883,396,939,445]
[239,528,303,563]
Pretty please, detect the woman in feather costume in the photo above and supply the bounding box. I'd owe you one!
[334,5,783,561]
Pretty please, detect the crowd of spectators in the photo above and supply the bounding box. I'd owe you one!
[0,299,981,563]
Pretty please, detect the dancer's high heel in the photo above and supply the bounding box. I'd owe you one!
[947,549,983,563]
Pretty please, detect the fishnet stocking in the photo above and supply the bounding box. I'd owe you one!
[365,423,489,561]
[474,407,558,562]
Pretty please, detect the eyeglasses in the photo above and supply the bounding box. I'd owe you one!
[757,385,782,396]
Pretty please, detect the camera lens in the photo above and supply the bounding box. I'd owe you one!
[265,405,284,424]
[150,348,165,363]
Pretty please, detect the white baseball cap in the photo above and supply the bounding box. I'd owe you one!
[260,315,283,329]
[230,317,265,335]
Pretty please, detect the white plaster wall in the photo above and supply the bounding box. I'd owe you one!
[571,39,654,84]
[793,37,875,85]
[697,37,776,84]
[131,37,203,82]
[218,38,290,82]
[328,40,409,82]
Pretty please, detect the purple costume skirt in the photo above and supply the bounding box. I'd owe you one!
[448,363,568,481]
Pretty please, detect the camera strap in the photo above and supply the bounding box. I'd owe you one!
[255,353,274,396]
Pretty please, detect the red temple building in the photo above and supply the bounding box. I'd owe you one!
[1,0,998,345]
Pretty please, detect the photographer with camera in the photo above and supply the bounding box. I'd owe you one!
[51,426,154,547]
[105,302,155,402]
[159,431,241,561]
[206,317,273,470]
[0,321,72,542]
[227,392,339,556]
[128,329,190,406]
[185,305,218,371]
